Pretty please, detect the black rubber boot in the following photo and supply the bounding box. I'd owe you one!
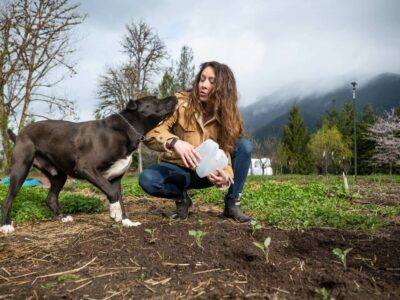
[223,197,252,223]
[172,191,193,220]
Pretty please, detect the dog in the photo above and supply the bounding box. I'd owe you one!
[1,95,178,234]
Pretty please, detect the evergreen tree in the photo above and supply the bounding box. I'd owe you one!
[158,68,176,97]
[320,99,340,127]
[337,101,355,145]
[282,106,313,174]
[323,99,357,174]
[175,46,195,91]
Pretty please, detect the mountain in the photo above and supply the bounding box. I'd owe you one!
[241,73,400,140]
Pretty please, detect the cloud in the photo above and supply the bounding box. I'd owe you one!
[44,0,400,120]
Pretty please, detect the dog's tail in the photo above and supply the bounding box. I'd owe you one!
[7,129,17,143]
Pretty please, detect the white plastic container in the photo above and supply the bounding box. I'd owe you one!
[195,139,228,178]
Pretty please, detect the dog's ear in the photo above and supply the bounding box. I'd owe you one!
[126,99,138,110]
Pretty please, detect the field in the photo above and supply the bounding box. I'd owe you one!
[0,175,399,299]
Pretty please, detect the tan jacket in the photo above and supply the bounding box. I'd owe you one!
[143,91,234,179]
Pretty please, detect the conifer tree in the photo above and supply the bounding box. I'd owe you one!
[158,68,176,97]
[322,100,356,173]
[175,46,195,91]
[282,106,313,174]
[321,99,340,127]
[337,101,355,145]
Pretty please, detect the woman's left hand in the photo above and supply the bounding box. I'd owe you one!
[207,168,230,187]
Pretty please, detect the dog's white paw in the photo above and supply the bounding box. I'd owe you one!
[1,225,15,235]
[61,215,74,223]
[122,219,141,227]
[110,202,122,222]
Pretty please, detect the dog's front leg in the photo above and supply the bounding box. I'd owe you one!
[109,178,141,227]
[75,165,140,227]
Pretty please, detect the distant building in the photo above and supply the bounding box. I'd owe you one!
[248,158,273,176]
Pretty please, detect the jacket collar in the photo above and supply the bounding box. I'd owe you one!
[182,102,219,126]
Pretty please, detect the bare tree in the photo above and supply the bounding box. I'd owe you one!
[366,109,400,175]
[94,64,138,119]
[0,0,84,170]
[121,20,168,97]
[95,20,168,173]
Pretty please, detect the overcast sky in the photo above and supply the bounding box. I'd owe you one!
[50,0,400,121]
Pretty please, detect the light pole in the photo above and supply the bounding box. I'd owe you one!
[351,82,357,177]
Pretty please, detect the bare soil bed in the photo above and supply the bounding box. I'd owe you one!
[0,194,399,299]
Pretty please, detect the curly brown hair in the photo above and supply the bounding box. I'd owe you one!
[184,61,245,152]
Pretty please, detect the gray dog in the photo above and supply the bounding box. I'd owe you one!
[1,95,178,234]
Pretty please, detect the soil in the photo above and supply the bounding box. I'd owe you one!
[0,181,399,299]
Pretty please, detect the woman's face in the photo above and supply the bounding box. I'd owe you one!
[198,66,216,103]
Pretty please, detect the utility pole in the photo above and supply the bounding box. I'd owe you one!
[351,82,357,177]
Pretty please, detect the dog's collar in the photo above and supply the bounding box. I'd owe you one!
[117,114,144,141]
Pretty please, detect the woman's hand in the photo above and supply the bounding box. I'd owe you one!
[172,139,201,168]
[207,168,230,187]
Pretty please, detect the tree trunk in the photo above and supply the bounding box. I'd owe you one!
[0,106,12,173]
[19,75,33,130]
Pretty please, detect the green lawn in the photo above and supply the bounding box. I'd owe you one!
[1,175,399,231]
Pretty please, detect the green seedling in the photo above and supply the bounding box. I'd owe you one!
[332,247,352,270]
[112,223,123,233]
[138,272,146,281]
[144,228,157,243]
[314,287,330,300]
[57,273,80,282]
[188,230,206,248]
[253,237,271,262]
[42,282,57,289]
[250,220,263,235]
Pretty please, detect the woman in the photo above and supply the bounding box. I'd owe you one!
[139,61,252,222]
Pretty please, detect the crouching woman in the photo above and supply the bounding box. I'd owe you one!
[139,61,252,222]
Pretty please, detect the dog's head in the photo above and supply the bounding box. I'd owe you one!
[123,95,178,134]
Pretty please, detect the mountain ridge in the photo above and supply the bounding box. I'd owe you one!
[241,73,400,139]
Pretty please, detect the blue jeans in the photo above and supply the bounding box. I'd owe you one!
[139,138,252,201]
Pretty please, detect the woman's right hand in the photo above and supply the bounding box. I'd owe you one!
[172,140,201,169]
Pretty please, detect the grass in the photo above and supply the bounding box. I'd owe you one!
[0,183,104,224]
[241,179,383,230]
[0,174,398,231]
[189,175,400,231]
